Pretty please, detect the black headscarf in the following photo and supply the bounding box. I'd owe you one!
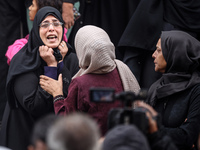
[147,31,200,106]
[6,6,64,108]
[103,125,150,150]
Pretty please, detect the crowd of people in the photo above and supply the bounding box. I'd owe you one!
[0,0,200,150]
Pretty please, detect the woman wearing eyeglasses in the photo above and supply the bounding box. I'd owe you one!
[0,6,79,150]
[5,0,67,65]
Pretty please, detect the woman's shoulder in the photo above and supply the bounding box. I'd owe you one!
[64,52,78,62]
[180,83,200,104]
[175,83,200,98]
[63,52,79,69]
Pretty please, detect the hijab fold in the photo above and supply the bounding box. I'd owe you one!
[74,25,140,94]
[147,31,200,106]
[6,6,65,108]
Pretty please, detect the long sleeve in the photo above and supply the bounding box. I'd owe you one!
[62,52,79,97]
[13,71,53,118]
[159,84,200,150]
[12,58,77,118]
[44,66,57,79]
[148,131,178,150]
[54,79,79,115]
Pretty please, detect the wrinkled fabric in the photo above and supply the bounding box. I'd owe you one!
[147,31,200,105]
[74,25,140,94]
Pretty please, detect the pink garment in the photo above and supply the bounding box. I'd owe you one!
[63,28,68,42]
[5,28,68,65]
[5,36,28,65]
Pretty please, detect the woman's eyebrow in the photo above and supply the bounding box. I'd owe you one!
[156,44,161,49]
[52,19,59,22]
[41,19,59,23]
[41,20,49,23]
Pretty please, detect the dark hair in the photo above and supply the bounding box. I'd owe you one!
[30,114,60,146]
[36,0,63,13]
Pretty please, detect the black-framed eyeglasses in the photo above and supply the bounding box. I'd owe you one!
[39,22,63,28]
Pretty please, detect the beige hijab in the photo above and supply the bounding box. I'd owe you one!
[73,25,140,94]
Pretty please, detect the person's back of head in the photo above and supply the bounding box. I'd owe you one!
[47,112,101,150]
[103,125,150,150]
[28,114,60,150]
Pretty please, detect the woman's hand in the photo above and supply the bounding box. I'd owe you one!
[39,45,57,66]
[40,74,63,97]
[58,41,68,62]
[62,2,74,29]
[134,101,158,134]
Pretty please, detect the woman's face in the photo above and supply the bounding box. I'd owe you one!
[29,0,38,21]
[152,38,167,73]
[39,15,63,48]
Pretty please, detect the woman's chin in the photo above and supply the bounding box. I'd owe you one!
[46,43,59,48]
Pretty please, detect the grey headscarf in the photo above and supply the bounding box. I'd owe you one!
[147,30,200,106]
[73,25,140,94]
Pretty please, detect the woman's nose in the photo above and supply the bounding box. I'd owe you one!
[152,51,157,58]
[48,24,55,30]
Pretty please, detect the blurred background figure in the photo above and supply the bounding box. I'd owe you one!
[0,147,11,150]
[0,0,29,130]
[103,125,151,150]
[47,112,101,150]
[62,0,141,60]
[28,114,60,150]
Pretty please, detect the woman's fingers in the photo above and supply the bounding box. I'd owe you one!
[40,75,51,80]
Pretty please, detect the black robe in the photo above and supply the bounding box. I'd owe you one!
[63,0,141,60]
[118,0,200,51]
[150,84,200,150]
[0,0,29,125]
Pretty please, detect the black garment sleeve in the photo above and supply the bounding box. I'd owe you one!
[13,72,53,118]
[63,52,79,77]
[62,52,79,97]
[13,53,79,118]
[148,131,178,150]
[160,85,200,150]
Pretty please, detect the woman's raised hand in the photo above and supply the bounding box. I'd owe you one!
[58,41,68,62]
[39,45,57,66]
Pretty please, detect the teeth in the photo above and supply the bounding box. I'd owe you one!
[47,35,57,39]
